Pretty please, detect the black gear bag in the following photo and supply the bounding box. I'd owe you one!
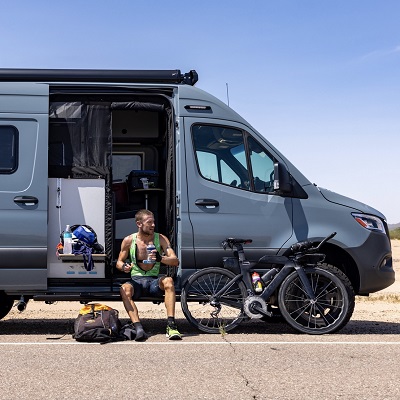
[73,303,122,343]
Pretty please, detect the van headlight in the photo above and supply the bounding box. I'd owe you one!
[352,213,385,233]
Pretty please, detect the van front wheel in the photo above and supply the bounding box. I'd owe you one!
[0,292,14,320]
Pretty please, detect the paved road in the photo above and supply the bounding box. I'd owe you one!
[1,301,400,400]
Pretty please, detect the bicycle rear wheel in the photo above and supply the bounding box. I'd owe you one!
[181,267,247,334]
[278,264,355,334]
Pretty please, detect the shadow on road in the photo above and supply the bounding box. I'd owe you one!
[1,316,399,336]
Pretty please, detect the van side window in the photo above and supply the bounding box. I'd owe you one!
[192,125,250,190]
[192,124,277,193]
[248,136,275,193]
[0,126,18,174]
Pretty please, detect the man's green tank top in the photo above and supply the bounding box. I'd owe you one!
[129,233,161,277]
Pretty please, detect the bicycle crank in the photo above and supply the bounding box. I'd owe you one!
[243,296,269,319]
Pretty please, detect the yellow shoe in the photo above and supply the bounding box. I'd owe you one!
[166,323,182,340]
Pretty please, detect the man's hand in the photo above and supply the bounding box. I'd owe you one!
[122,262,132,273]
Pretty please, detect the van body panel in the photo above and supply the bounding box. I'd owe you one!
[293,184,380,248]
[0,82,49,112]
[318,187,385,220]
[178,86,248,123]
[345,232,392,293]
[175,93,195,271]
[0,268,48,290]
[0,86,48,290]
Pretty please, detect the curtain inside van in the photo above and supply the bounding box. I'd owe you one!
[49,102,111,178]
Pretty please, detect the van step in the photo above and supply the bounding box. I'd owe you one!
[33,293,121,302]
[32,294,181,303]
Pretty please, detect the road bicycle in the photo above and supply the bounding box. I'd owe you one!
[181,233,355,335]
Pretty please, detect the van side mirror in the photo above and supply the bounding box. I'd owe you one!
[273,162,292,195]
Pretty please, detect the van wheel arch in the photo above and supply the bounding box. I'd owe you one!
[0,292,14,320]
[321,244,360,294]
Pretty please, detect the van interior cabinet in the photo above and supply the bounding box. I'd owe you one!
[47,178,105,278]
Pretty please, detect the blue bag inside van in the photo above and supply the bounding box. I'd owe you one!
[73,225,96,245]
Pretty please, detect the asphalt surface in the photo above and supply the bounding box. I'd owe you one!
[1,300,400,400]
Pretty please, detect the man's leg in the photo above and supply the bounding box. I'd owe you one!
[120,282,140,322]
[159,276,176,317]
[159,276,182,340]
[120,282,147,341]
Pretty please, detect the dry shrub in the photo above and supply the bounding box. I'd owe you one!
[356,293,400,303]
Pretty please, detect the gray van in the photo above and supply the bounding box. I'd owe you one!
[0,68,394,320]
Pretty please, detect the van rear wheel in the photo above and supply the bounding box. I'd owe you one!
[0,292,13,320]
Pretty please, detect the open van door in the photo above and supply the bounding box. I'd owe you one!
[183,118,294,268]
[0,83,48,290]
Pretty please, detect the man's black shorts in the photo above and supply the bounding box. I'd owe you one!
[127,276,164,299]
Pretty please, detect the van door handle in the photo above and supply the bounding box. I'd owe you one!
[14,196,39,205]
[195,199,219,208]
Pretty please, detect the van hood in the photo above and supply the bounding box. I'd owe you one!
[318,187,386,220]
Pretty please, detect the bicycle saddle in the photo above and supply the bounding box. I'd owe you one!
[222,238,252,250]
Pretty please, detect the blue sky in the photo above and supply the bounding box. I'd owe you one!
[1,1,399,223]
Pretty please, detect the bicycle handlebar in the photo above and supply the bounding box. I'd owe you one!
[291,232,337,254]
[290,240,313,253]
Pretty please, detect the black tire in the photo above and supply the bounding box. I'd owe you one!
[278,263,355,334]
[181,267,247,334]
[0,292,14,320]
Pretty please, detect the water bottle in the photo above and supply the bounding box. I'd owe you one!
[63,225,73,255]
[252,271,262,293]
[143,243,156,264]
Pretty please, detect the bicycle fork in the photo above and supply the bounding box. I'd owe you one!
[293,264,317,301]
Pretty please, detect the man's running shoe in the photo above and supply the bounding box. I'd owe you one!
[166,323,182,340]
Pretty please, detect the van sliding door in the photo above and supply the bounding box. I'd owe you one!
[0,83,49,290]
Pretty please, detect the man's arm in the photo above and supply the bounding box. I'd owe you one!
[117,235,133,273]
[158,234,179,267]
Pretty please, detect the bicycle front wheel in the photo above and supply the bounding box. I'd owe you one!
[278,264,355,334]
[181,267,247,334]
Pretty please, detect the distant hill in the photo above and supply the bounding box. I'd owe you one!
[389,223,400,230]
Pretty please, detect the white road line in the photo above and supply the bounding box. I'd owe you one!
[0,341,400,345]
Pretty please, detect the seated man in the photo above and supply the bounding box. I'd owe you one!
[117,209,181,340]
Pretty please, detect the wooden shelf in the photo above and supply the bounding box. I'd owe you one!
[59,254,107,262]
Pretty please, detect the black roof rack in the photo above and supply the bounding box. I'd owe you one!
[0,68,198,86]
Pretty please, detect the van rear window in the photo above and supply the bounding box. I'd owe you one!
[0,126,18,173]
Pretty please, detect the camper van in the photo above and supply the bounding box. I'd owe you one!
[0,68,394,320]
